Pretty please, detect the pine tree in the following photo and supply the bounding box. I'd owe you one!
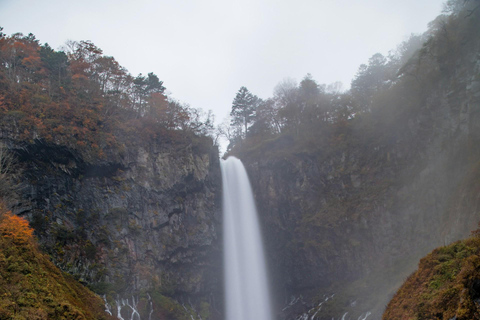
[230,86,259,137]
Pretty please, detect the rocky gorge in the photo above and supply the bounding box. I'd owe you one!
[1,2,480,319]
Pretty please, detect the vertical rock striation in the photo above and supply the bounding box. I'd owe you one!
[2,135,222,316]
[235,10,480,319]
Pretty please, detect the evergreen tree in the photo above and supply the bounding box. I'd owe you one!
[230,86,259,138]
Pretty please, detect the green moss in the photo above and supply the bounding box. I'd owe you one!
[150,292,190,320]
[0,225,115,319]
[199,301,211,320]
[384,234,480,320]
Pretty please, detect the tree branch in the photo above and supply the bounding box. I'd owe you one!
[465,3,480,17]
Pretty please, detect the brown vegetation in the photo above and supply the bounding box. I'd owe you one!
[0,201,115,319]
[0,29,214,160]
[383,230,480,320]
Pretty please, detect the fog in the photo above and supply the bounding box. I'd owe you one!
[0,0,443,124]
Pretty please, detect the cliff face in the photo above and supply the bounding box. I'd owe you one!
[241,125,477,318]
[235,9,480,320]
[2,134,222,316]
[0,27,225,319]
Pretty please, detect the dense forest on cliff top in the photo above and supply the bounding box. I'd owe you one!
[0,0,480,319]
[226,0,479,157]
[0,27,215,163]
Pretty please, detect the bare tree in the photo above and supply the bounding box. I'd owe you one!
[273,77,298,109]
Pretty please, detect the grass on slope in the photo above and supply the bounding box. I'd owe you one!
[0,203,114,320]
[383,230,480,320]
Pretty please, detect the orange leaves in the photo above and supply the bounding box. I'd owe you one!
[0,30,213,164]
[71,72,88,81]
[0,33,42,84]
[0,95,6,112]
[0,210,34,245]
[22,56,41,70]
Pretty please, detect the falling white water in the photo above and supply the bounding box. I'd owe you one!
[358,312,371,320]
[147,293,154,320]
[103,295,113,316]
[221,156,273,320]
[115,296,141,320]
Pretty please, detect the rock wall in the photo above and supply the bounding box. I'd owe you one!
[236,12,480,320]
[2,134,223,317]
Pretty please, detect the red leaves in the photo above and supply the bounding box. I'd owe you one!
[0,30,210,161]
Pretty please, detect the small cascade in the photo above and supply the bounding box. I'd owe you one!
[290,294,335,320]
[147,293,154,320]
[286,294,371,320]
[357,312,371,320]
[311,294,335,319]
[103,295,113,316]
[115,296,141,320]
[283,296,303,312]
[221,157,273,320]
[116,300,124,320]
[129,296,141,320]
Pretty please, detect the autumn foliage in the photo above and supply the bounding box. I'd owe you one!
[0,212,34,245]
[0,28,214,159]
[383,234,480,320]
[0,201,114,319]
[0,202,32,245]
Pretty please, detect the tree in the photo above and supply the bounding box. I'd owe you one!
[145,72,165,94]
[275,74,330,134]
[247,99,277,140]
[133,72,166,115]
[0,202,33,245]
[273,77,298,109]
[443,0,480,16]
[0,32,43,86]
[299,73,321,103]
[148,95,189,129]
[350,53,390,112]
[187,108,215,137]
[298,74,330,124]
[217,116,237,151]
[39,43,69,97]
[230,86,259,138]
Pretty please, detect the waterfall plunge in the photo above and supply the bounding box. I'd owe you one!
[221,157,273,320]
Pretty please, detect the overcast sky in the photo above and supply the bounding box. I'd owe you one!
[0,0,444,124]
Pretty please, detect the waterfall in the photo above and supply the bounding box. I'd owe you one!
[221,156,273,320]
[114,296,141,320]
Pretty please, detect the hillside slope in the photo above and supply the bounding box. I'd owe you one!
[383,230,480,320]
[0,204,114,320]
